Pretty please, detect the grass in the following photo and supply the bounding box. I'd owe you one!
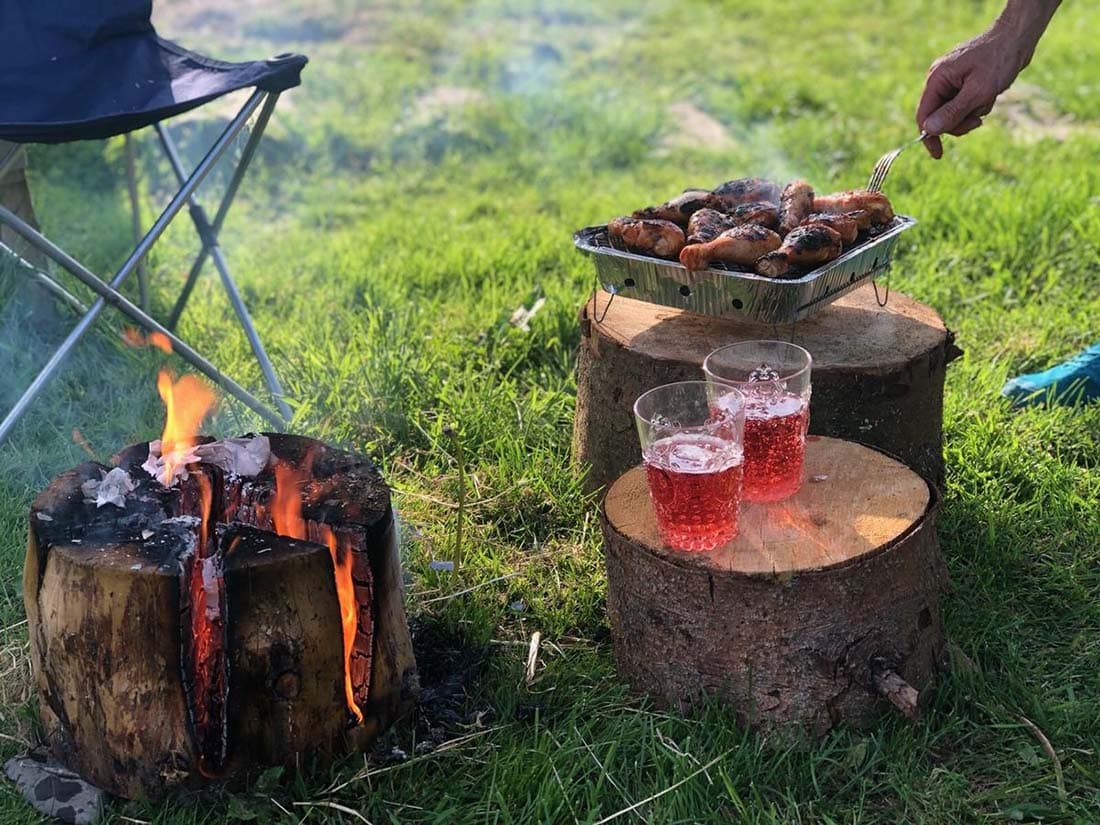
[0,0,1099,821]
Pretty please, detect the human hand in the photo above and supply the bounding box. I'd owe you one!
[915,26,1036,158]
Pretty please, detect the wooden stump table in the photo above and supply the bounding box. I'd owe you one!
[600,437,947,736]
[575,285,959,492]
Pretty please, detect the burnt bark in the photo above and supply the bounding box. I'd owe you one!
[599,438,948,737]
[25,435,417,800]
[574,285,958,493]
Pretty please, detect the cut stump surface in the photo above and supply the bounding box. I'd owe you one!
[600,437,947,736]
[575,285,958,492]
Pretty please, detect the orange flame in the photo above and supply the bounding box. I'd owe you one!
[271,457,363,723]
[327,530,364,725]
[123,327,173,353]
[156,371,216,486]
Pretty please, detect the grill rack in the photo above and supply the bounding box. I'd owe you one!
[573,215,916,325]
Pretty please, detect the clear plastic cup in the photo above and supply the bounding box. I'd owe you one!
[634,381,746,551]
[703,341,812,503]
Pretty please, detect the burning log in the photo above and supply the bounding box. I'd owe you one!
[24,434,417,800]
[574,284,961,492]
[599,437,947,735]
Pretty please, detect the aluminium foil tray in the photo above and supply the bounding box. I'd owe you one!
[573,215,916,325]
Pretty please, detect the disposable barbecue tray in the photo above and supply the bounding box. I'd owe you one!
[573,215,916,325]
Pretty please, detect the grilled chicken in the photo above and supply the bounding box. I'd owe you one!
[633,189,723,228]
[754,224,843,279]
[728,200,780,231]
[800,211,860,245]
[778,180,814,235]
[609,216,686,259]
[812,190,894,226]
[679,224,782,271]
[712,177,782,209]
[687,208,738,245]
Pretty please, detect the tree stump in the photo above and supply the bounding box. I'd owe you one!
[24,434,418,800]
[575,285,959,493]
[600,436,947,736]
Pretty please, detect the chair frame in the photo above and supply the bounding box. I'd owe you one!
[0,88,292,443]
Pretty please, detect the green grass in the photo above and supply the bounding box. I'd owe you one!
[1,0,1099,821]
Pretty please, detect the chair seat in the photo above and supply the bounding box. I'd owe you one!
[0,33,306,144]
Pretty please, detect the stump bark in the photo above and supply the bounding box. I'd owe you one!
[600,436,947,736]
[575,285,959,493]
[24,434,418,799]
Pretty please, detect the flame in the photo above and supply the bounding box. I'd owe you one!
[272,460,307,539]
[123,327,173,353]
[271,456,363,723]
[156,371,216,486]
[327,530,364,725]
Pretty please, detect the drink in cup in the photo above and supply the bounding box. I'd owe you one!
[703,341,812,503]
[634,381,746,551]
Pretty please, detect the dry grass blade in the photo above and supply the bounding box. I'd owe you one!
[323,727,503,795]
[1017,714,1068,802]
[293,801,373,823]
[591,751,732,825]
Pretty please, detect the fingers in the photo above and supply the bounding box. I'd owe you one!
[915,64,959,130]
[948,114,984,137]
[922,134,944,160]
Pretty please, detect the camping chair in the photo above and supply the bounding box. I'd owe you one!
[0,0,307,443]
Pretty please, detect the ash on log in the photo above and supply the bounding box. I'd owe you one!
[600,437,947,735]
[575,285,961,492]
[24,434,417,799]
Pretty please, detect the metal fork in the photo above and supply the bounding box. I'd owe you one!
[866,131,929,192]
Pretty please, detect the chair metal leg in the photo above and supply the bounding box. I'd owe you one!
[166,93,279,329]
[155,107,293,422]
[0,90,277,444]
[0,205,285,436]
[124,134,148,312]
[0,240,89,314]
[0,144,20,184]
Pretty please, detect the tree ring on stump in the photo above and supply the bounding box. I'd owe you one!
[600,436,948,737]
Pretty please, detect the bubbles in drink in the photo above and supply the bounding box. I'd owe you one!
[643,432,743,551]
[747,364,781,383]
[742,391,809,502]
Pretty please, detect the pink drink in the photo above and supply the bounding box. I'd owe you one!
[714,390,809,502]
[643,432,744,551]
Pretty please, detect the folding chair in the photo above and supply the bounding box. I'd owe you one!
[0,0,308,443]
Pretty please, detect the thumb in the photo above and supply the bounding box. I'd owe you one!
[923,85,986,136]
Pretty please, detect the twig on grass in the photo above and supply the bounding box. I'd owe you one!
[524,631,542,685]
[591,751,732,825]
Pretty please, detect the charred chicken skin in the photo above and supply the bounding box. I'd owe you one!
[778,180,814,235]
[728,201,780,230]
[632,189,723,228]
[754,224,843,279]
[712,177,782,209]
[679,224,782,271]
[686,208,738,245]
[811,190,894,226]
[800,211,860,245]
[609,216,686,259]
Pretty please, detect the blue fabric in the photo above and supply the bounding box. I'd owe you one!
[1002,342,1100,407]
[0,0,306,144]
